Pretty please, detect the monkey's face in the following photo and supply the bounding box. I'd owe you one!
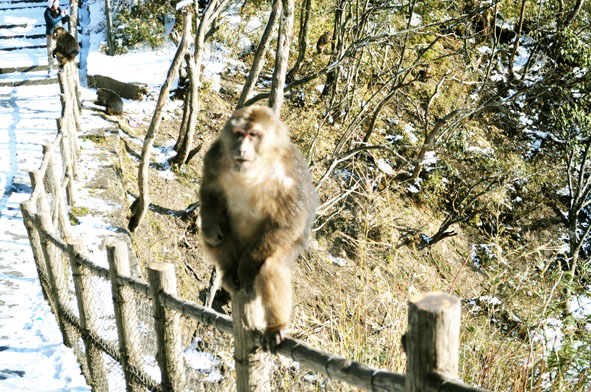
[221,106,287,172]
[229,125,261,171]
[52,27,65,39]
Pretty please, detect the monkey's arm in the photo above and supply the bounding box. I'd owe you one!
[199,187,226,247]
[199,142,227,247]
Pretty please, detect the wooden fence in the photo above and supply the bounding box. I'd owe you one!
[19,60,489,392]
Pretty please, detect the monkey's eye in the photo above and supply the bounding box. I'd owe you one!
[233,128,245,136]
[248,131,261,139]
[246,126,262,138]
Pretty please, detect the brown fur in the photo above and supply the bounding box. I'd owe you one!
[95,88,123,116]
[199,105,317,351]
[52,27,79,66]
[316,31,333,55]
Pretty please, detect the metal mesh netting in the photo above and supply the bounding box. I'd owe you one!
[181,316,235,391]
[129,290,161,387]
[53,246,238,391]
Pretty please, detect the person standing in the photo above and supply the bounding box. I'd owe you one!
[44,0,69,77]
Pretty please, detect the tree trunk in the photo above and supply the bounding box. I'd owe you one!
[172,0,231,166]
[269,0,296,114]
[104,0,114,55]
[68,0,78,40]
[173,80,191,152]
[236,0,282,109]
[171,53,198,165]
[320,0,343,100]
[286,0,312,82]
[508,0,526,80]
[128,11,191,232]
[562,0,584,28]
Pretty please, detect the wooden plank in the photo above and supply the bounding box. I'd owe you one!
[0,33,46,40]
[0,23,44,29]
[0,4,45,10]
[1,0,46,4]
[0,41,82,51]
[0,44,46,51]
[0,64,49,74]
[0,77,58,87]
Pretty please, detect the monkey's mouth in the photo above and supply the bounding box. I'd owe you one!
[234,158,252,169]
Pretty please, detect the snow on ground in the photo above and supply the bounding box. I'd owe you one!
[0,81,90,391]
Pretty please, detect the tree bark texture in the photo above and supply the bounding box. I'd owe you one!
[236,0,282,109]
[269,0,295,114]
[286,0,312,82]
[404,292,461,392]
[232,289,271,392]
[128,11,191,232]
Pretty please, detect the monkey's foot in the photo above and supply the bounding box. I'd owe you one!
[261,328,286,354]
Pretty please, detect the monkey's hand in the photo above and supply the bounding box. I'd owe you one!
[261,327,287,354]
[201,224,224,247]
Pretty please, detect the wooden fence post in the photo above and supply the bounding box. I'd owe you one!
[233,290,271,392]
[148,263,185,391]
[69,239,108,391]
[20,200,50,303]
[404,292,461,392]
[58,69,79,176]
[57,117,76,206]
[64,62,82,131]
[43,142,70,240]
[37,196,76,348]
[107,241,143,392]
[41,143,57,221]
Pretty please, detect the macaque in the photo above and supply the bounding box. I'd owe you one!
[316,31,333,55]
[199,105,317,351]
[95,88,123,115]
[52,27,79,66]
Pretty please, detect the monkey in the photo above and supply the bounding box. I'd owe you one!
[416,64,431,82]
[316,31,333,55]
[95,88,123,116]
[52,27,79,67]
[199,105,317,352]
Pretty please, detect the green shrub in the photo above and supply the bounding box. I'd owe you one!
[110,0,177,54]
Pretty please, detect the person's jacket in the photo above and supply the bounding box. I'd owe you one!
[44,7,69,35]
